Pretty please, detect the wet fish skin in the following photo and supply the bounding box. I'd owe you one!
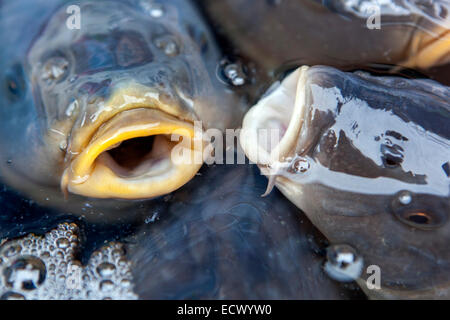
[0,0,67,187]
[0,0,246,207]
[127,163,364,299]
[296,67,450,298]
[198,0,450,77]
[241,65,450,298]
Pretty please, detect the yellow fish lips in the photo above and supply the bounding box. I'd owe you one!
[61,108,204,199]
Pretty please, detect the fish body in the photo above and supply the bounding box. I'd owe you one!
[199,0,450,77]
[128,163,364,299]
[0,0,245,206]
[241,65,450,298]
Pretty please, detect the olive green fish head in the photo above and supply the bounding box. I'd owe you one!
[241,65,450,298]
[3,0,240,201]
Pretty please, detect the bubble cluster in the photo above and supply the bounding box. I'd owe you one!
[0,223,137,300]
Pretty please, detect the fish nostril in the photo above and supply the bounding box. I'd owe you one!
[380,143,404,168]
[154,35,180,57]
[382,154,403,168]
[41,56,70,84]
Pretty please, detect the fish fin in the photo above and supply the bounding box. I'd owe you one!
[262,174,277,197]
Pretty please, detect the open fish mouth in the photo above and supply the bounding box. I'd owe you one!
[240,66,309,168]
[61,88,204,200]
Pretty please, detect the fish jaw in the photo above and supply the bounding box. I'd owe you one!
[240,66,309,168]
[61,86,205,200]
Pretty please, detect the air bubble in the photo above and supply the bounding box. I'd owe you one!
[3,256,46,290]
[42,57,69,82]
[117,258,128,267]
[223,63,246,86]
[290,157,310,173]
[56,238,70,249]
[112,248,124,259]
[398,191,412,205]
[324,244,364,282]
[100,280,115,292]
[4,245,21,258]
[57,274,66,283]
[1,292,26,300]
[154,36,179,57]
[121,279,131,288]
[140,1,164,18]
[96,262,116,278]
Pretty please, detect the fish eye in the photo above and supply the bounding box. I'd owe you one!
[395,208,444,230]
[4,64,26,102]
[404,212,431,225]
[391,191,447,230]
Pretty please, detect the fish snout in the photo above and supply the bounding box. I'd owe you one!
[240,66,310,168]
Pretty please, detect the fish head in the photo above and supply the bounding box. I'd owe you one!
[5,0,234,200]
[241,65,450,298]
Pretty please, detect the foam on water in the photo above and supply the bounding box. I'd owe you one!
[0,222,137,300]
